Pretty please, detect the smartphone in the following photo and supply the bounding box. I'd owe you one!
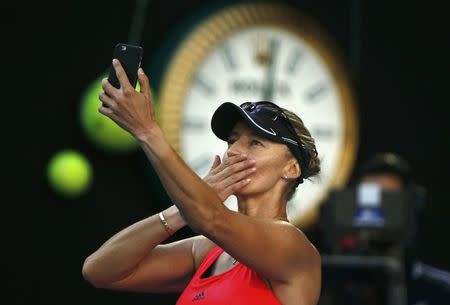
[108,43,144,89]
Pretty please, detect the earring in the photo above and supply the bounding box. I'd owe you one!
[282,175,288,180]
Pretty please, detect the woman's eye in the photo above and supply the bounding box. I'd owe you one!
[227,138,236,145]
[251,139,263,146]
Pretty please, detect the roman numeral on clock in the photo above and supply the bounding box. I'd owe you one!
[220,45,237,71]
[183,118,206,131]
[305,82,328,102]
[194,76,215,96]
[310,125,335,140]
[285,49,303,74]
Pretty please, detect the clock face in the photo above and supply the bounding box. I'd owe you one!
[158,4,358,227]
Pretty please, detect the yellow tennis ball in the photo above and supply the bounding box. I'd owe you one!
[47,150,93,198]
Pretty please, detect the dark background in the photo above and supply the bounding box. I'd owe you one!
[7,0,450,304]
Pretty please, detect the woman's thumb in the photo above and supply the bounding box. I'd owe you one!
[138,68,152,100]
[211,155,221,169]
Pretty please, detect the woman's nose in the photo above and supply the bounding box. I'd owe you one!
[227,149,241,157]
[227,140,246,156]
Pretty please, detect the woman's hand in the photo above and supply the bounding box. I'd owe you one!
[203,151,256,202]
[98,59,156,140]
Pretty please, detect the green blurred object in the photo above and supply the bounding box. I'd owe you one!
[80,74,141,154]
[47,150,93,198]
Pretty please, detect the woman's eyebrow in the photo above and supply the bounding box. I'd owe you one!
[229,130,265,140]
[228,131,239,139]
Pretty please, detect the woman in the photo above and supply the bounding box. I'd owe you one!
[82,59,322,305]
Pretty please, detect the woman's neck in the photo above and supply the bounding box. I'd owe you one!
[235,191,288,220]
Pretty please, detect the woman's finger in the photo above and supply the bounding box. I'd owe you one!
[98,105,127,132]
[137,68,157,119]
[221,166,256,190]
[212,157,253,182]
[210,159,254,193]
[220,178,252,200]
[99,91,117,108]
[211,155,221,170]
[208,155,223,175]
[211,153,247,176]
[223,152,247,167]
[112,59,132,91]
[98,103,115,117]
[223,158,256,177]
[101,78,119,98]
[138,68,152,100]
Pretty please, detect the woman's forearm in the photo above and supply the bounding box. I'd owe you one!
[136,126,224,234]
[82,204,186,286]
[97,65,225,236]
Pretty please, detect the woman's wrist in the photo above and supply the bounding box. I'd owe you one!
[136,125,173,159]
[135,125,162,144]
[160,204,188,234]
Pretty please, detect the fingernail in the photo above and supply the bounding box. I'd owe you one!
[246,178,251,183]
[250,167,256,172]
[250,159,256,163]
[138,68,144,74]
[112,58,118,64]
[242,153,248,158]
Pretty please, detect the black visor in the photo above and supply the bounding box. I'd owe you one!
[211,101,308,185]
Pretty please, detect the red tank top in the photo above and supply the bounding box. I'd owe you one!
[176,246,283,305]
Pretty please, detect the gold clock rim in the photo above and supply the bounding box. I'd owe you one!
[158,2,359,228]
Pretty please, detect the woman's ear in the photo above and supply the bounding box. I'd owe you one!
[283,158,301,180]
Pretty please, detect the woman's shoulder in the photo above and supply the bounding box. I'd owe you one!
[277,220,321,260]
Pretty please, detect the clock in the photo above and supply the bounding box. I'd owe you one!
[157,2,358,228]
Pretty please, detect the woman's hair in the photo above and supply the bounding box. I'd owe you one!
[279,106,321,201]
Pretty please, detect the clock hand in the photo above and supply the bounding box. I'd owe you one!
[261,39,279,101]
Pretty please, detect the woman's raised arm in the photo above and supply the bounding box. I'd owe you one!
[98,60,320,287]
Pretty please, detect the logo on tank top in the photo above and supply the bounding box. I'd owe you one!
[192,290,205,301]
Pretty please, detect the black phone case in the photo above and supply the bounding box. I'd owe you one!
[108,43,143,89]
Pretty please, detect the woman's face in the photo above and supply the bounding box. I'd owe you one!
[224,121,295,195]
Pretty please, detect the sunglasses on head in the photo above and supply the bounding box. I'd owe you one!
[240,101,306,148]
[240,101,314,183]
